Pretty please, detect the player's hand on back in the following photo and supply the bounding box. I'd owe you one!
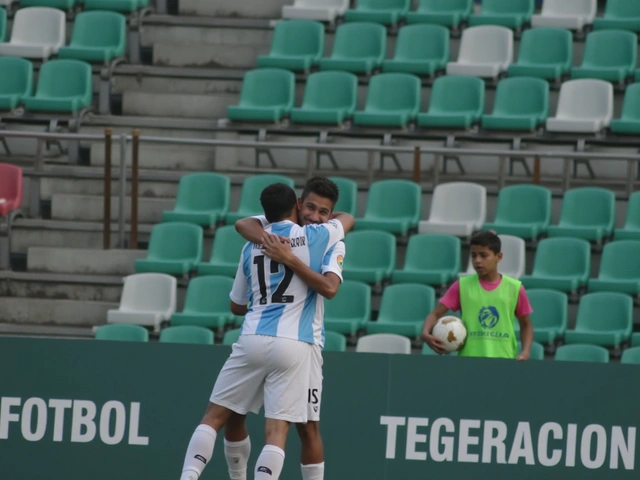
[421,332,448,355]
[261,233,294,264]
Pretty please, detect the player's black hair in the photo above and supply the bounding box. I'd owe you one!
[300,176,339,209]
[260,183,298,223]
[470,230,501,254]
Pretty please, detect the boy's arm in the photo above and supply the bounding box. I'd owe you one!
[516,315,534,361]
[421,303,450,355]
[235,217,267,244]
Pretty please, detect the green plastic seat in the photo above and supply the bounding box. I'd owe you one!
[417,75,485,128]
[555,344,609,363]
[571,30,637,83]
[588,240,640,295]
[353,73,422,127]
[323,331,347,352]
[508,28,573,80]
[0,7,6,43]
[354,180,422,234]
[342,230,396,285]
[517,340,545,360]
[95,323,149,342]
[222,328,242,346]
[23,59,92,112]
[564,292,633,348]
[615,192,640,240]
[162,173,230,227]
[382,24,449,75]
[159,325,214,345]
[317,22,386,74]
[637,70,640,82]
[324,280,371,335]
[610,84,640,135]
[290,71,358,124]
[197,225,247,278]
[84,0,149,12]
[257,20,324,72]
[520,238,591,293]
[514,289,567,345]
[328,176,358,216]
[547,187,615,243]
[392,234,460,287]
[171,276,240,330]
[225,175,295,224]
[0,57,33,110]
[344,0,410,25]
[469,0,534,29]
[135,222,203,275]
[406,0,473,28]
[20,0,76,8]
[620,346,640,364]
[366,283,435,337]
[481,77,549,131]
[593,0,640,33]
[483,184,552,239]
[227,68,295,122]
[421,343,458,356]
[58,11,126,63]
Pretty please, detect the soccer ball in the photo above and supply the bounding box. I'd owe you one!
[432,316,467,353]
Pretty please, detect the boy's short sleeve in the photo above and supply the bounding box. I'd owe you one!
[251,215,269,227]
[439,280,461,312]
[515,285,533,317]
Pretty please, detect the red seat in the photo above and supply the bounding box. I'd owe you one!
[0,163,23,217]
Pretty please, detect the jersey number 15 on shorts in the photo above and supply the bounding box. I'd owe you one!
[253,255,294,305]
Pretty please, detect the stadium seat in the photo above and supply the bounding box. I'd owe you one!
[520,237,591,293]
[222,328,242,346]
[23,60,92,113]
[317,22,386,74]
[516,289,568,346]
[159,325,215,345]
[0,7,6,43]
[636,70,640,82]
[593,0,640,33]
[356,333,411,354]
[323,331,347,352]
[564,292,633,348]
[282,0,350,23]
[354,180,422,234]
[571,30,637,83]
[290,71,358,125]
[460,234,526,279]
[610,83,640,135]
[0,163,23,218]
[555,344,609,363]
[446,26,513,79]
[353,73,421,127]
[507,28,573,81]
[0,7,65,60]
[545,79,613,133]
[367,284,435,337]
[95,324,149,342]
[107,273,177,331]
[392,234,461,287]
[417,76,485,128]
[615,192,640,240]
[171,276,240,330]
[531,0,596,30]
[406,0,472,28]
[225,175,295,224]
[162,173,230,227]
[421,343,458,356]
[342,230,396,285]
[518,340,545,360]
[328,176,358,216]
[469,0,534,29]
[481,77,549,131]
[620,347,640,364]
[134,222,203,275]
[588,240,640,295]
[84,0,150,12]
[483,184,552,240]
[57,11,126,63]
[20,0,76,9]
[418,182,486,237]
[0,58,32,110]
[227,68,295,122]
[323,280,371,335]
[197,225,246,278]
[547,187,615,243]
[344,0,410,25]
[381,24,449,76]
[257,20,324,72]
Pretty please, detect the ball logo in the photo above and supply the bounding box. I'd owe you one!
[337,255,344,270]
[478,306,500,329]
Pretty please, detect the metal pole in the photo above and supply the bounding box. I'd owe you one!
[412,146,421,184]
[118,134,127,248]
[533,156,541,185]
[130,129,140,249]
[497,155,506,189]
[103,128,112,250]
[626,159,635,198]
[433,154,440,189]
[367,151,375,186]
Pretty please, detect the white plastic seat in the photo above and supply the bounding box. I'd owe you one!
[460,234,526,279]
[546,79,613,133]
[446,25,513,79]
[282,0,350,23]
[356,333,412,354]
[107,273,177,332]
[0,7,65,60]
[419,182,487,237]
[531,0,596,30]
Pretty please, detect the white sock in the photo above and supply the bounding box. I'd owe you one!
[224,436,251,480]
[254,444,285,479]
[301,462,325,480]
[179,424,217,480]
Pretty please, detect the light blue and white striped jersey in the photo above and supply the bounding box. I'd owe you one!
[229,219,344,346]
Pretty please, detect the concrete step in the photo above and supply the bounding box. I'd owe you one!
[40,176,179,200]
[113,74,243,96]
[152,42,267,69]
[121,91,237,119]
[89,142,217,171]
[0,322,95,339]
[51,193,175,223]
[27,247,147,276]
[0,296,117,327]
[177,0,289,17]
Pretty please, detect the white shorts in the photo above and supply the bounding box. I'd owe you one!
[307,345,323,422]
[210,334,313,423]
